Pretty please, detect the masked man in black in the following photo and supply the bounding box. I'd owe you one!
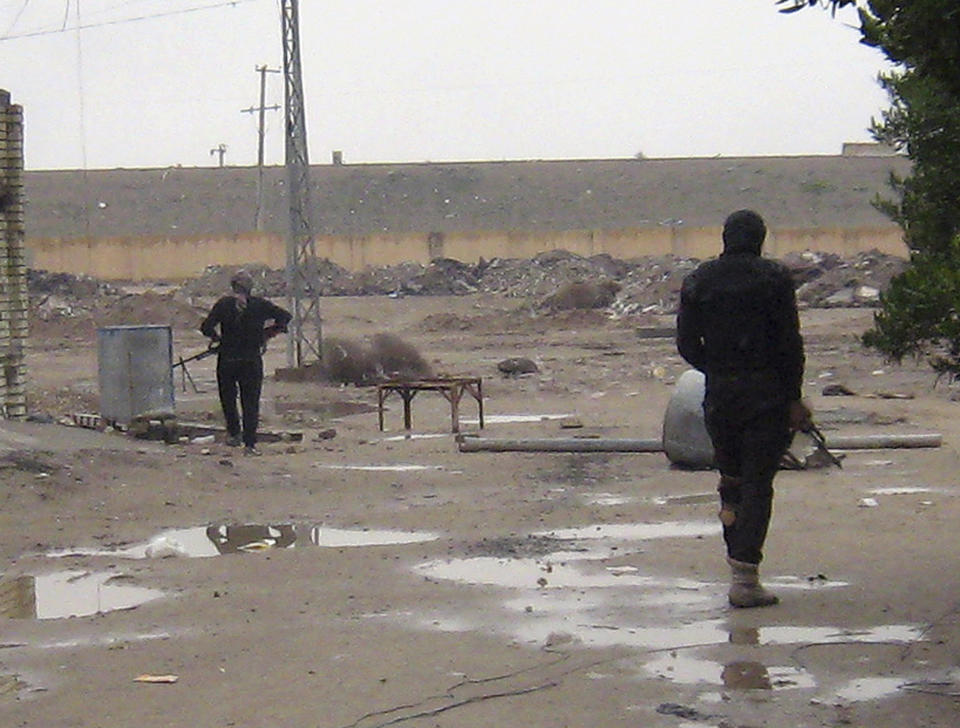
[201,270,291,455]
[677,210,810,608]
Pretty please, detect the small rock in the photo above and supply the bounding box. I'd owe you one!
[498,357,539,376]
[823,383,856,396]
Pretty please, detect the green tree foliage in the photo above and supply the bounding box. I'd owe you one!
[780,0,960,377]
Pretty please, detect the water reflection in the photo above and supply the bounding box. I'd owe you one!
[206,524,297,554]
[834,676,905,701]
[0,571,163,620]
[722,661,772,689]
[644,653,816,690]
[48,524,439,559]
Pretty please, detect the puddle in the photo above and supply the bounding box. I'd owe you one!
[582,493,635,506]
[651,492,716,506]
[48,524,439,559]
[0,571,163,620]
[538,521,720,541]
[767,575,850,590]
[520,618,923,653]
[833,676,905,702]
[867,486,936,496]
[460,414,575,425]
[644,654,816,690]
[316,464,444,472]
[381,433,449,442]
[759,624,923,645]
[412,545,920,653]
[418,556,666,589]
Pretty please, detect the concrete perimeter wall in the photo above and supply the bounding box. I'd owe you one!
[26,223,907,282]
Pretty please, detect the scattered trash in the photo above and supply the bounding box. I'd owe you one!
[144,536,189,558]
[823,383,856,396]
[133,674,179,684]
[655,703,713,721]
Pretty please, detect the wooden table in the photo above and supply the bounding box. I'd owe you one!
[377,377,483,433]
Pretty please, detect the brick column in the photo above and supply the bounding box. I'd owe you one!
[0,89,28,418]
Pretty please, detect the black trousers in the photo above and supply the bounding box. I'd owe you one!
[704,395,791,565]
[216,356,263,447]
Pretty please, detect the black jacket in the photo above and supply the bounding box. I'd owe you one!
[677,250,804,403]
[201,295,292,361]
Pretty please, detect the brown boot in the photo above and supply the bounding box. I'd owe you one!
[727,557,779,608]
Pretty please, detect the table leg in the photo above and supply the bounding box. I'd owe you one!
[401,390,417,430]
[477,379,484,429]
[450,385,461,433]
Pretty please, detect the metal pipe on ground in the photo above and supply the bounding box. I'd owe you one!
[823,433,942,450]
[457,437,664,453]
[456,433,941,454]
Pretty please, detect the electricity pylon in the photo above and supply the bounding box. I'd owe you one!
[279,0,323,367]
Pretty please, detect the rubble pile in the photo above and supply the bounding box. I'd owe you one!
[611,256,701,316]
[27,249,909,333]
[178,264,287,299]
[478,250,631,299]
[784,250,908,308]
[29,270,119,322]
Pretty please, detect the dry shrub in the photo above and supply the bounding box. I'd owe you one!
[321,337,379,386]
[321,333,432,385]
[370,333,434,381]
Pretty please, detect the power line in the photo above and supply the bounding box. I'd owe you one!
[0,0,258,41]
[73,0,92,237]
[1,0,30,38]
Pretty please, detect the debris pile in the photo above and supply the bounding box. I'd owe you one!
[175,249,904,312]
[782,250,908,308]
[611,256,700,316]
[27,249,909,334]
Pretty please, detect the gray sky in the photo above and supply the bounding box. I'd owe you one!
[0,0,891,171]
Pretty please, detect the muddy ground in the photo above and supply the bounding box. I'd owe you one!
[2,290,960,728]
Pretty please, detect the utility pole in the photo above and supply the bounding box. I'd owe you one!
[209,143,227,167]
[280,0,323,367]
[241,65,281,230]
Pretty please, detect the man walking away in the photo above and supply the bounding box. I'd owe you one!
[676,210,810,608]
[201,270,291,455]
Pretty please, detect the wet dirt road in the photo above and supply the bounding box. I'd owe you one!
[1,297,959,727]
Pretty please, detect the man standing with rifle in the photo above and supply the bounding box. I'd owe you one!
[677,210,811,608]
[201,270,291,455]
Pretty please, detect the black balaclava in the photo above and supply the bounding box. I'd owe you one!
[721,209,766,255]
